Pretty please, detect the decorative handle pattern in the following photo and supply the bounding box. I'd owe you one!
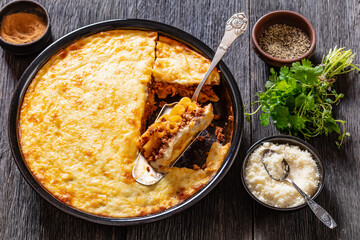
[306,197,337,229]
[286,178,337,229]
[226,12,248,35]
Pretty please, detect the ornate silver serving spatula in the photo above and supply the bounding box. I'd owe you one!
[132,12,248,185]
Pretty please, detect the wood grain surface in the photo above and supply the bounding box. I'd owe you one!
[0,0,359,239]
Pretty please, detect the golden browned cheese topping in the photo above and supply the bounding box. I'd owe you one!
[152,36,220,102]
[153,36,220,85]
[19,30,229,218]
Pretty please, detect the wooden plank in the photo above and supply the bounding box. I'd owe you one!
[249,0,360,239]
[126,1,252,239]
[1,0,359,239]
[0,0,136,239]
[0,44,40,240]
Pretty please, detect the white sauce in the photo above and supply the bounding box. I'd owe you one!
[244,142,320,208]
[159,124,191,163]
[150,105,213,170]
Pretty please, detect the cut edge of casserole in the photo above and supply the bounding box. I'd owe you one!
[152,36,220,102]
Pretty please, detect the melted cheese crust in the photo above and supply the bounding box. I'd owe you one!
[19,30,229,218]
[153,36,220,86]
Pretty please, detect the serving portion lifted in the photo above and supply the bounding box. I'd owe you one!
[138,97,214,172]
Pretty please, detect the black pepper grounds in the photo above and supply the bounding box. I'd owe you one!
[259,24,311,59]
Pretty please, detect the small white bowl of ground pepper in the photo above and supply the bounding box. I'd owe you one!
[251,10,316,67]
[0,0,51,55]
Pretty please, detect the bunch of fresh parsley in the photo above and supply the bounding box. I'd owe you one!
[247,47,359,148]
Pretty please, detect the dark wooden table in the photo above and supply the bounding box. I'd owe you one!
[1,0,359,239]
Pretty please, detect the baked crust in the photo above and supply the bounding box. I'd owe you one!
[153,36,220,101]
[18,30,229,218]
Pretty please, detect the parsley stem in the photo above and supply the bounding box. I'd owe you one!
[245,104,261,116]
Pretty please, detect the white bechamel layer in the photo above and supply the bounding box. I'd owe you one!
[150,104,213,171]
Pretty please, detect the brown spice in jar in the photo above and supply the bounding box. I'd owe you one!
[259,24,310,59]
[0,12,47,44]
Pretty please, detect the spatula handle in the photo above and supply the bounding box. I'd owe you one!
[191,12,248,102]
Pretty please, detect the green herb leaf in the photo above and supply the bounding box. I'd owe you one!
[271,105,289,130]
[304,95,315,111]
[265,80,274,89]
[260,112,270,126]
[324,118,341,134]
[291,59,323,84]
[295,93,306,108]
[289,114,306,131]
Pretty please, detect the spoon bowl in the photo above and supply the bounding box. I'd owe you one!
[261,148,289,181]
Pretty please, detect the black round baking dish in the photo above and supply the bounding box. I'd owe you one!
[8,19,244,225]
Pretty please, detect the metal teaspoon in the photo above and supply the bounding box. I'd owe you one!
[262,149,337,229]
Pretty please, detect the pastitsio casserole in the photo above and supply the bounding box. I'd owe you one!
[19,30,230,218]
